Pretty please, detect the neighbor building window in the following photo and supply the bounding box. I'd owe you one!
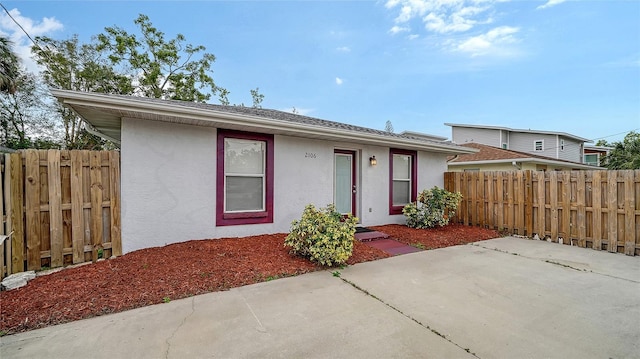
[216,130,273,226]
[389,149,417,215]
[502,143,508,149]
[560,139,565,151]
[584,153,599,166]
[534,140,544,152]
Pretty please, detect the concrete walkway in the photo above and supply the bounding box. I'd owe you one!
[2,237,639,359]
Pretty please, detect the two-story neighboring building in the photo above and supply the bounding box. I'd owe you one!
[445,123,591,164]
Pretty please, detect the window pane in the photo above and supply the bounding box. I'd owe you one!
[393,154,410,180]
[335,155,352,214]
[225,138,265,174]
[225,176,264,211]
[392,180,410,206]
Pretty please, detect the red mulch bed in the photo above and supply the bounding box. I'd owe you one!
[371,223,499,249]
[0,224,498,335]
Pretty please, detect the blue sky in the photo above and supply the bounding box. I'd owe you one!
[1,0,639,143]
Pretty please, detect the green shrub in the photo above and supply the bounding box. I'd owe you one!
[284,204,358,266]
[402,187,462,229]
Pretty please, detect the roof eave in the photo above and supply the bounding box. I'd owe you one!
[52,89,476,155]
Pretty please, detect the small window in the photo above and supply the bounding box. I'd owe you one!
[502,143,508,149]
[560,139,565,151]
[389,149,417,215]
[583,154,599,166]
[534,140,544,151]
[216,130,274,226]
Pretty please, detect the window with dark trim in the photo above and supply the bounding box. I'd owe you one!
[216,130,274,226]
[389,148,417,215]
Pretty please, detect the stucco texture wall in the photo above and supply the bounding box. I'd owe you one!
[121,118,447,252]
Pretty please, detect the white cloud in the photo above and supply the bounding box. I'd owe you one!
[385,0,497,34]
[537,0,566,10]
[389,25,410,34]
[336,46,351,52]
[385,1,523,58]
[408,34,420,40]
[454,26,519,57]
[0,8,64,73]
[335,77,344,85]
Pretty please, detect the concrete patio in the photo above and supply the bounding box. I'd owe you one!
[2,237,638,358]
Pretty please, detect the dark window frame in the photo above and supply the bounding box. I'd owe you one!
[216,129,274,226]
[389,148,417,215]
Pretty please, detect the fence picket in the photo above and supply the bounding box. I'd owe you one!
[25,150,41,270]
[607,171,618,252]
[561,171,571,244]
[577,172,586,247]
[48,150,64,267]
[9,152,24,272]
[90,152,104,261]
[549,171,558,242]
[110,151,122,256]
[70,151,85,264]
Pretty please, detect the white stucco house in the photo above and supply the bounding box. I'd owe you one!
[52,89,475,253]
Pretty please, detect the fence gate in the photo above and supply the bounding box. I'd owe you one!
[1,150,121,278]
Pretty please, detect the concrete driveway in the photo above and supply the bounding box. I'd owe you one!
[2,237,639,358]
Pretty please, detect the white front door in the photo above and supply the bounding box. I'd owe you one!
[334,150,356,216]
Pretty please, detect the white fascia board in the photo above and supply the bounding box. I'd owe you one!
[53,90,476,155]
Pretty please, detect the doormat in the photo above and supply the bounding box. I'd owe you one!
[355,227,375,234]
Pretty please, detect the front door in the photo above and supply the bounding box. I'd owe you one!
[334,150,356,217]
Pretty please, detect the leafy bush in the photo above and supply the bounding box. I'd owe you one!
[402,187,462,229]
[285,204,358,266]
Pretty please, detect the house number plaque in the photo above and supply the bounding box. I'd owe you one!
[305,152,317,158]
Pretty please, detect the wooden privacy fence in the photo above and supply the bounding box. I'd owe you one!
[444,170,640,256]
[1,150,121,278]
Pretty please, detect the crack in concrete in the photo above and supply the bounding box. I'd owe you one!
[470,243,640,284]
[164,297,196,359]
[337,275,480,358]
[241,293,267,333]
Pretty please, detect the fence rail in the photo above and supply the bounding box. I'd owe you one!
[1,150,121,278]
[444,170,640,256]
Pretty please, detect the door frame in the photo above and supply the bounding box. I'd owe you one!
[334,149,357,217]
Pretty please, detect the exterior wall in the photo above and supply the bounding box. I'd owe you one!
[121,118,446,253]
[508,132,558,158]
[451,127,501,146]
[557,136,583,163]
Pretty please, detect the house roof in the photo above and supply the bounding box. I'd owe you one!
[444,123,592,143]
[448,143,602,170]
[399,131,448,142]
[51,89,476,155]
